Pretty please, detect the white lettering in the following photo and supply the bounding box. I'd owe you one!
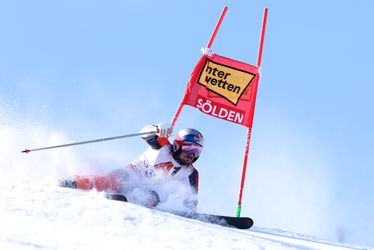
[196,98,244,125]
[218,108,228,118]
[235,112,244,123]
[211,105,219,117]
[227,110,235,121]
[197,99,204,108]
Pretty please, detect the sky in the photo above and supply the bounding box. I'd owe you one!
[1,0,373,247]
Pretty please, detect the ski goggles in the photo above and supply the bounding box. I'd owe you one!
[181,142,203,157]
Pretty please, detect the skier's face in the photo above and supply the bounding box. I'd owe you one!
[178,151,195,165]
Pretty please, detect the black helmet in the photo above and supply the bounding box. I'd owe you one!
[172,128,204,165]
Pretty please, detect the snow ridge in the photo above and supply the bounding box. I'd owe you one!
[0,179,371,250]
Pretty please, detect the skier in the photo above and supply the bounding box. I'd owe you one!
[58,122,204,211]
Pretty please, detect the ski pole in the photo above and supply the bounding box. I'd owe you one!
[21,131,157,154]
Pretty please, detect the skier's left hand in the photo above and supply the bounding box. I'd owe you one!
[156,122,173,138]
[58,177,77,188]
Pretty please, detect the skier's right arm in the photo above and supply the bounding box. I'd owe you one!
[140,122,173,149]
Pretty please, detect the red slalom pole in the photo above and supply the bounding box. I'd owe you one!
[236,127,254,217]
[236,78,260,217]
[171,95,186,126]
[257,8,268,68]
[236,7,268,218]
[171,6,228,127]
[206,6,228,49]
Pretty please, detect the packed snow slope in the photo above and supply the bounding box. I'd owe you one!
[0,179,370,250]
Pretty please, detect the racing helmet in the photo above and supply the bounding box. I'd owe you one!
[172,128,204,165]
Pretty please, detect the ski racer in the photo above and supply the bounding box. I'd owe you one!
[58,122,204,211]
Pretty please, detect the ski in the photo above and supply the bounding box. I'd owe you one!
[106,193,128,202]
[105,193,253,229]
[173,211,253,229]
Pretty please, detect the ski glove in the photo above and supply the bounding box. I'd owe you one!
[58,177,77,188]
[156,122,173,138]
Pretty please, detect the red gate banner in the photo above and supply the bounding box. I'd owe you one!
[181,53,259,128]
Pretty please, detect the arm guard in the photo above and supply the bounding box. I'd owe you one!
[140,125,170,149]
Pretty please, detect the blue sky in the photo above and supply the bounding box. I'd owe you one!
[1,0,373,247]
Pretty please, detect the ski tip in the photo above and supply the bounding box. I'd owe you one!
[21,149,30,154]
[243,217,254,229]
[227,217,254,229]
[105,193,128,202]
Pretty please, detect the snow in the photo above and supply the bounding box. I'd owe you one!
[0,179,370,250]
